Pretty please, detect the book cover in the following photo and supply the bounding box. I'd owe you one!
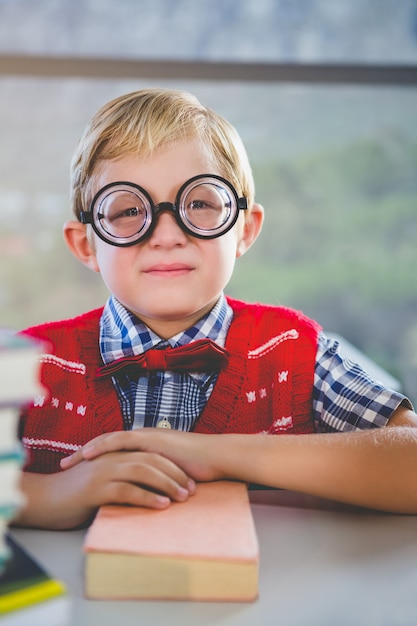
[0,453,26,558]
[0,409,21,455]
[0,453,25,510]
[84,480,259,602]
[0,329,44,408]
[0,534,67,618]
[0,514,11,568]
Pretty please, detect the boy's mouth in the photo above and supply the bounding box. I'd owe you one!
[143,263,194,277]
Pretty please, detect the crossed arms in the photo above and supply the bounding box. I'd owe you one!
[14,404,417,530]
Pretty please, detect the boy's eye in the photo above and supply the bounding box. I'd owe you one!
[121,207,139,218]
[105,206,142,221]
[189,200,213,211]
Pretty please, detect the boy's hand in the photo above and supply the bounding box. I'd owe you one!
[17,447,196,530]
[67,448,196,507]
[61,429,223,483]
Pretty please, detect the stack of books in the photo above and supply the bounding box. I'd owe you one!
[0,329,68,624]
[0,407,25,575]
[0,328,43,574]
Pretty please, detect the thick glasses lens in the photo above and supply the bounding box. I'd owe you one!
[93,184,152,245]
[178,178,237,237]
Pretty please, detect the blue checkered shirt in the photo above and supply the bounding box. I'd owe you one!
[100,295,232,430]
[99,295,410,432]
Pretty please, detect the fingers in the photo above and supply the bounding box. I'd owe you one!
[104,481,172,510]
[59,429,203,512]
[65,449,196,513]
[83,430,151,458]
[105,452,193,506]
[120,451,196,499]
[60,430,147,469]
[60,447,84,469]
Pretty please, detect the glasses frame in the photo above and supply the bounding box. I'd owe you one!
[79,173,248,247]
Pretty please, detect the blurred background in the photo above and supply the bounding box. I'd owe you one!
[0,0,416,404]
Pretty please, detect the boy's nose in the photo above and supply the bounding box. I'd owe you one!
[148,211,188,247]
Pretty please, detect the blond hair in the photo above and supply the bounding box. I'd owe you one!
[70,88,255,220]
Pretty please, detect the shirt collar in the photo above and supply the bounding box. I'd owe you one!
[99,294,233,367]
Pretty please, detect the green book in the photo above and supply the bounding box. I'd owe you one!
[0,534,66,616]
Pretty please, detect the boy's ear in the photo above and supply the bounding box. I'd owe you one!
[236,203,264,258]
[63,220,100,273]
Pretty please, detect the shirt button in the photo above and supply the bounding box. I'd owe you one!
[156,419,172,429]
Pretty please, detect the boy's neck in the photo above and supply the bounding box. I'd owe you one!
[130,301,220,340]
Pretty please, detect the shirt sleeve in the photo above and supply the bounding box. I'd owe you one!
[313,332,413,433]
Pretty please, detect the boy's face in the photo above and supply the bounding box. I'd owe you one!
[65,139,263,338]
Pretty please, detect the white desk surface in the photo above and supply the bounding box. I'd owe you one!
[10,489,417,626]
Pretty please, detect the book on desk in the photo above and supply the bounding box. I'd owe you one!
[84,480,259,602]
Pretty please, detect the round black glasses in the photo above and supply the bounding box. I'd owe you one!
[79,174,248,247]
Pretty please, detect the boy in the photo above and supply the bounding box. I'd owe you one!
[17,88,417,530]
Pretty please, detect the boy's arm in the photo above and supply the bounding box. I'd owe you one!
[61,405,417,514]
[14,451,195,530]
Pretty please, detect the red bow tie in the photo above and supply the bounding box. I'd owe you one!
[96,338,229,377]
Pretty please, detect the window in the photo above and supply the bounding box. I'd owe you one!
[1,0,416,403]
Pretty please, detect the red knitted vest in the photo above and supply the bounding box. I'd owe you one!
[20,298,321,473]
